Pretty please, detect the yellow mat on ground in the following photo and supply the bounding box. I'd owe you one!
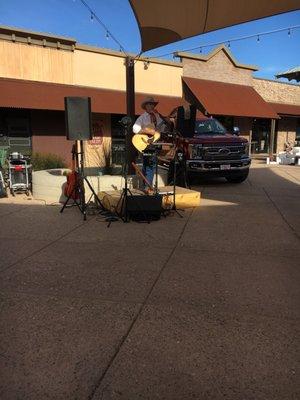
[159,186,201,209]
[98,186,201,213]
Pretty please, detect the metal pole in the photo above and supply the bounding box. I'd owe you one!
[269,119,276,162]
[126,56,136,174]
[249,128,253,156]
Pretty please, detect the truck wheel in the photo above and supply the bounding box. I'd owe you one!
[226,169,249,183]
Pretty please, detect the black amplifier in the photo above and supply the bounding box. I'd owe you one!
[126,194,162,221]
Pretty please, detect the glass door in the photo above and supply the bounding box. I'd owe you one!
[251,118,271,154]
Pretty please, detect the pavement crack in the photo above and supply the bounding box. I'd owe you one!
[88,209,194,400]
[0,218,95,274]
[263,187,300,241]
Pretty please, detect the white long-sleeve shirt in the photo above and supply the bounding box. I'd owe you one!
[132,111,164,134]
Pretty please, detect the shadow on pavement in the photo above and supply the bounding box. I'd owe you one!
[0,164,299,399]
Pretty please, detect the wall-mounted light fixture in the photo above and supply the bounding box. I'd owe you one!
[143,60,150,70]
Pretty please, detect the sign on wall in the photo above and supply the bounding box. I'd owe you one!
[83,115,111,171]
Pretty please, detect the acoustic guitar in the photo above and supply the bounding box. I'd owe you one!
[64,144,79,199]
[132,131,161,152]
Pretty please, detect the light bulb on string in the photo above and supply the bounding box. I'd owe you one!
[199,47,202,53]
[228,41,231,48]
[257,35,260,42]
[90,13,94,21]
[106,31,109,40]
[288,29,291,37]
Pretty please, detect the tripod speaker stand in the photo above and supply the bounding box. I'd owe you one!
[60,140,104,221]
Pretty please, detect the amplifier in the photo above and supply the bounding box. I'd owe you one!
[126,194,162,221]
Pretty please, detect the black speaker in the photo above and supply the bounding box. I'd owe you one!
[65,97,92,140]
[176,104,196,138]
[127,194,162,221]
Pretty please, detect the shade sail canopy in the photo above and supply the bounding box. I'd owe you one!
[269,102,300,117]
[276,67,300,82]
[129,0,300,52]
[0,78,183,115]
[183,77,279,118]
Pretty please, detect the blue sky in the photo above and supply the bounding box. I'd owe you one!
[0,0,299,80]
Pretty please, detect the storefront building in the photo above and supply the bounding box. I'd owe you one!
[0,25,299,170]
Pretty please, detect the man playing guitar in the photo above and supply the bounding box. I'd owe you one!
[132,96,170,192]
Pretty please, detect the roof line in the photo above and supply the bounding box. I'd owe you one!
[175,45,258,71]
[254,77,300,87]
[0,24,76,43]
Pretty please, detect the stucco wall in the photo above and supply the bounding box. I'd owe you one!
[0,41,74,84]
[84,113,111,170]
[0,39,182,97]
[134,60,183,96]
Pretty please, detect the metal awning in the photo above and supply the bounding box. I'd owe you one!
[276,67,300,82]
[0,77,183,115]
[269,102,300,117]
[129,0,300,52]
[183,77,279,118]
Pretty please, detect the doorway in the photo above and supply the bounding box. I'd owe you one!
[251,118,271,154]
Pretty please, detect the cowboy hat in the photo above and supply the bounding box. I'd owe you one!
[141,96,159,109]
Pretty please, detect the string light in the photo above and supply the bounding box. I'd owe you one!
[228,41,231,48]
[150,25,300,59]
[77,0,127,55]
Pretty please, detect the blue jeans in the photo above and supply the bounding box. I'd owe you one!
[142,154,156,189]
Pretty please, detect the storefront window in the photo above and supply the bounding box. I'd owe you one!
[111,114,126,173]
[216,116,234,132]
[0,108,31,156]
[252,118,271,154]
[296,118,300,146]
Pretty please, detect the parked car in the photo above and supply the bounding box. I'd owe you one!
[183,117,251,183]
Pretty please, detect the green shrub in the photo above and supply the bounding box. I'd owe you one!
[31,152,67,171]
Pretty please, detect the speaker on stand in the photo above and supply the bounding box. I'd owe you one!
[64,97,93,141]
[60,97,105,220]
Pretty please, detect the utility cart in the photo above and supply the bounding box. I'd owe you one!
[8,152,31,196]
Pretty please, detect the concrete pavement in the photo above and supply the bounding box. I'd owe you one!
[0,163,299,399]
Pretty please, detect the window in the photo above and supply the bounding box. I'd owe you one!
[195,118,227,135]
[111,114,126,170]
[296,118,300,146]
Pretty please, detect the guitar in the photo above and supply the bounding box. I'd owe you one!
[132,130,161,152]
[64,144,79,199]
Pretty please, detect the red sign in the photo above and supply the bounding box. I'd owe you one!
[89,121,103,146]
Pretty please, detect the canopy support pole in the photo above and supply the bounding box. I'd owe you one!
[126,56,136,174]
[269,118,276,162]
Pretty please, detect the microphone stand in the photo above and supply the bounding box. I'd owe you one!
[117,118,150,223]
[171,133,184,218]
